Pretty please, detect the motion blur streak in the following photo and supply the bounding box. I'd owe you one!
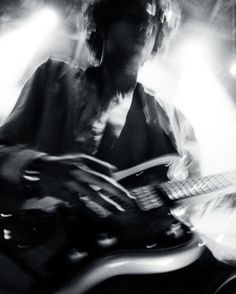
[0,8,59,120]
[188,193,236,265]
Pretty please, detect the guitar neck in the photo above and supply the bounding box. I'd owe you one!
[129,171,236,212]
[160,171,236,203]
[63,170,236,218]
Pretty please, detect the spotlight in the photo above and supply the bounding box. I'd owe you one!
[181,39,207,62]
[32,8,59,32]
[175,39,236,175]
[166,10,173,21]
[230,61,236,76]
[0,8,60,119]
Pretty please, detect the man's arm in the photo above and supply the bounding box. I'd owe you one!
[154,97,201,179]
[0,60,132,213]
[0,61,48,194]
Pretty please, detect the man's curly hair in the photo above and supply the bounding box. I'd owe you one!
[85,0,181,62]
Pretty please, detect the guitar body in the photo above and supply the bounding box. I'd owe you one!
[0,155,206,293]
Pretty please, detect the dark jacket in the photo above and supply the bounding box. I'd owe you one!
[0,58,200,201]
[0,59,202,288]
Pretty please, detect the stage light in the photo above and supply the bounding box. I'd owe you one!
[138,36,236,175]
[0,8,59,120]
[179,39,207,62]
[174,39,236,175]
[166,10,173,21]
[138,39,208,101]
[230,61,236,76]
[30,7,59,33]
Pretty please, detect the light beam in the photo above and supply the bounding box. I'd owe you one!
[175,39,236,175]
[0,8,59,120]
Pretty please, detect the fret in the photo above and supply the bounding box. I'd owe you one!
[160,172,236,201]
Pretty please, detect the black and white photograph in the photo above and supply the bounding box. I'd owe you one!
[0,0,236,293]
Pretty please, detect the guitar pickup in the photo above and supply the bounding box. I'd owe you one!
[131,186,165,211]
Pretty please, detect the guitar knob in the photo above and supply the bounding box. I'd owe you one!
[166,223,184,238]
[3,229,12,240]
[97,233,117,248]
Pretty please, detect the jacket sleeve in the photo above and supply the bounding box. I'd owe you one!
[173,108,201,177]
[0,60,50,195]
[156,98,201,178]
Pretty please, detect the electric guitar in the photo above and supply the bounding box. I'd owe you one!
[1,154,236,293]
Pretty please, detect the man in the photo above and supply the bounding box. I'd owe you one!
[0,0,202,292]
[0,0,199,207]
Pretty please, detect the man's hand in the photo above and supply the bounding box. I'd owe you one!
[34,154,133,215]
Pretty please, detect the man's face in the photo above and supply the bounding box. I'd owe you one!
[103,3,157,66]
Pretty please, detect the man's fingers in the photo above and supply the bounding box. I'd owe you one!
[64,154,117,176]
[98,192,125,212]
[78,154,117,176]
[73,165,134,202]
[40,154,135,212]
[63,181,125,215]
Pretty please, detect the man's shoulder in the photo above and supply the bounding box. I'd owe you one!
[141,84,176,115]
[141,84,189,132]
[37,57,84,80]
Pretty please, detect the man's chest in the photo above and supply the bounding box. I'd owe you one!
[96,95,150,170]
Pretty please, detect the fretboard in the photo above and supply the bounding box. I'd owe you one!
[131,171,236,212]
[78,171,236,217]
